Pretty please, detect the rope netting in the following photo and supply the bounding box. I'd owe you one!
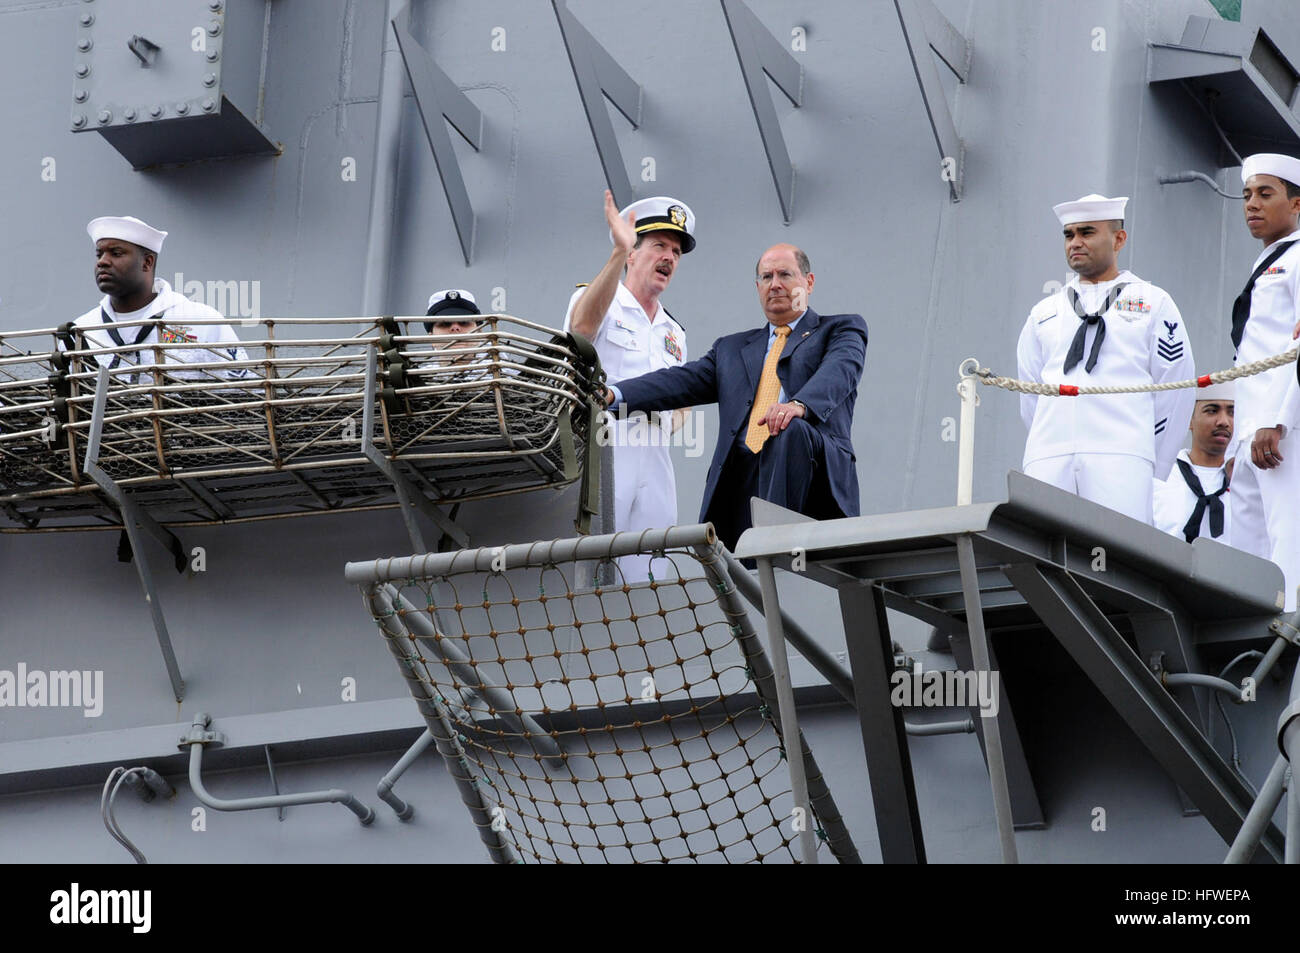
[350,527,858,864]
[968,344,1298,396]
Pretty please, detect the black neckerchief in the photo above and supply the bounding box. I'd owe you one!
[1063,282,1127,374]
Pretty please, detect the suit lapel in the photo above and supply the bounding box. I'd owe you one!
[779,309,819,362]
[741,326,769,391]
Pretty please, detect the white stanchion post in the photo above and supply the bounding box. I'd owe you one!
[957,359,980,505]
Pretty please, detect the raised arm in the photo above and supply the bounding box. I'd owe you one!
[567,190,635,340]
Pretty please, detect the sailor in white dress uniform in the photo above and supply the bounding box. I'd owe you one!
[1228,153,1300,610]
[564,193,695,581]
[1152,382,1233,543]
[1017,194,1196,523]
[68,216,249,384]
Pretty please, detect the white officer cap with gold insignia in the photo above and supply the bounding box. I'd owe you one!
[1242,153,1300,189]
[426,288,480,317]
[611,196,697,253]
[1053,194,1128,226]
[1196,381,1235,403]
[87,216,168,253]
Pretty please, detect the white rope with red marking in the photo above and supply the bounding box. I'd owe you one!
[965,345,1299,396]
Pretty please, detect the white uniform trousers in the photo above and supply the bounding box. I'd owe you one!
[1229,455,1300,611]
[1024,453,1153,524]
[611,419,677,583]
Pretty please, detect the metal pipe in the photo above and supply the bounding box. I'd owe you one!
[360,0,407,315]
[956,360,979,505]
[956,533,1018,863]
[1282,661,1300,863]
[1157,170,1241,200]
[188,744,374,824]
[906,717,975,736]
[1249,635,1290,687]
[1224,755,1289,864]
[183,717,374,825]
[1164,673,1245,699]
[345,523,717,584]
[693,542,860,863]
[722,548,855,705]
[755,556,818,864]
[366,585,517,863]
[385,584,563,761]
[1287,766,1298,865]
[377,729,435,820]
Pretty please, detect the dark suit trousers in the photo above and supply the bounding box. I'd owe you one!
[708,417,827,551]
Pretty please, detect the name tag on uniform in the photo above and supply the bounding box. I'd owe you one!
[608,319,642,350]
[663,327,682,362]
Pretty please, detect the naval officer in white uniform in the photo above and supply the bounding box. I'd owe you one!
[1017,194,1196,522]
[564,191,694,581]
[68,216,249,383]
[1228,153,1300,610]
[1152,382,1233,543]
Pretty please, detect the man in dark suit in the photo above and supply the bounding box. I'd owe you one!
[608,243,868,550]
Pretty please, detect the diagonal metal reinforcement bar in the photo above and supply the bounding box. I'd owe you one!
[694,539,861,864]
[83,366,185,702]
[382,583,563,762]
[361,346,469,551]
[1003,561,1284,863]
[366,584,516,863]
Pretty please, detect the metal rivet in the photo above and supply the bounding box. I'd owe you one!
[72,114,87,128]
[79,13,94,26]
[206,49,219,62]
[73,89,89,102]
[74,63,89,77]
[201,98,216,112]
[203,72,217,87]
[97,109,112,124]
[176,102,190,115]
[77,37,92,51]
[149,104,163,118]
[207,21,221,36]
[209,0,223,10]
[123,107,136,122]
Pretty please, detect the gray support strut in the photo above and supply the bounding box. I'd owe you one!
[721,548,855,704]
[82,366,186,702]
[377,729,434,820]
[836,578,926,863]
[693,540,860,864]
[361,346,470,551]
[754,556,818,864]
[384,583,563,762]
[1224,755,1289,864]
[955,534,1018,863]
[367,584,516,863]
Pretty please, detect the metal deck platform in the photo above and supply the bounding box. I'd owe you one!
[735,471,1291,863]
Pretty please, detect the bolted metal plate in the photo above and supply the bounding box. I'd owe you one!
[69,0,227,132]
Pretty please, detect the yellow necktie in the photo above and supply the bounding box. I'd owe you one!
[744,325,791,453]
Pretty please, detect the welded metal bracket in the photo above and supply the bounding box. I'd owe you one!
[391,8,483,265]
[552,0,644,210]
[721,0,804,223]
[83,367,186,702]
[893,0,970,201]
[362,346,470,553]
